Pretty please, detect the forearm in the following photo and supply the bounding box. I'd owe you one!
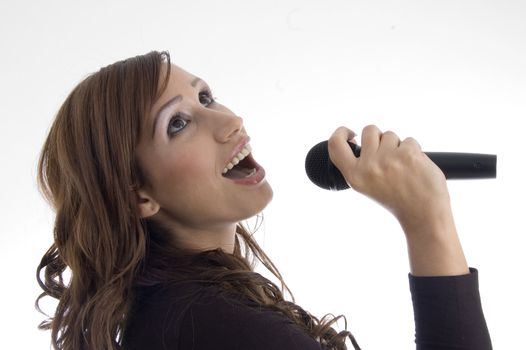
[400,204,469,277]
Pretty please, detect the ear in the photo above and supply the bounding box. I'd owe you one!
[134,188,161,219]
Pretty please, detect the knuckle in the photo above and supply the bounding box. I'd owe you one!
[331,126,349,137]
[363,124,379,134]
[406,149,422,164]
[335,126,348,133]
[329,126,347,144]
[364,162,383,178]
[382,130,398,139]
[399,146,422,167]
[385,159,403,174]
[403,136,420,147]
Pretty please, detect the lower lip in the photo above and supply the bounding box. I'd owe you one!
[229,166,266,185]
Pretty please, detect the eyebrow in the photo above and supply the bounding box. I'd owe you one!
[151,77,204,139]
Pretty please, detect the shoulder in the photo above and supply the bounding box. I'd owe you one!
[123,281,208,349]
[179,286,324,350]
[124,281,323,350]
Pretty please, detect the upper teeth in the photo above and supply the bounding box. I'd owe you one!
[223,144,252,174]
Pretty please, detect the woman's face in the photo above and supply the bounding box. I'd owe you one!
[135,63,273,245]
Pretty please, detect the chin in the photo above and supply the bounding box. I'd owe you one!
[259,180,274,209]
[239,181,273,220]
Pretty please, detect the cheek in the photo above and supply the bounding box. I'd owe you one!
[169,151,213,185]
[157,149,229,223]
[158,150,219,207]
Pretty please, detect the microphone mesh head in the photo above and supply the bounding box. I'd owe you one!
[304,140,350,191]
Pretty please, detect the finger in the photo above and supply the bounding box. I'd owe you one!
[378,130,401,154]
[399,136,422,152]
[360,124,382,158]
[330,126,357,144]
[328,126,359,177]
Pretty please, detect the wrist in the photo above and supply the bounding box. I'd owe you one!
[397,202,455,241]
[401,209,469,276]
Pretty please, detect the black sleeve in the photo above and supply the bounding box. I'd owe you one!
[409,267,492,350]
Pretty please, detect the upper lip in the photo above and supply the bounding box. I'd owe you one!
[225,136,251,167]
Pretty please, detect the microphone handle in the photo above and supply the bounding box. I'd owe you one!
[426,152,497,179]
[344,141,497,179]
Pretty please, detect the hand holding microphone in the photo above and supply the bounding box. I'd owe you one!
[305,125,497,225]
[306,127,497,191]
[322,126,456,227]
[305,125,497,276]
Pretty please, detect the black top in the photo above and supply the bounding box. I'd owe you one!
[123,268,492,349]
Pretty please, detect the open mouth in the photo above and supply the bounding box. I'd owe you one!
[222,144,259,179]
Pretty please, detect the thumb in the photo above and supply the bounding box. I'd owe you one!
[327,126,359,185]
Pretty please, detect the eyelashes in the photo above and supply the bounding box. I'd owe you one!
[167,90,217,137]
[198,90,216,106]
[167,116,189,136]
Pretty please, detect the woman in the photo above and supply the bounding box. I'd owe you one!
[36,51,492,349]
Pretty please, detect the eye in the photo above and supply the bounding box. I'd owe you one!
[167,114,189,137]
[166,90,216,138]
[199,90,216,106]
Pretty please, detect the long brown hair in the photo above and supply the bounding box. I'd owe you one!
[35,51,361,350]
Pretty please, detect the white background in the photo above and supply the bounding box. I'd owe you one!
[1,0,525,348]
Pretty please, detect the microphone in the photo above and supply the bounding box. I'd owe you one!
[305,140,497,191]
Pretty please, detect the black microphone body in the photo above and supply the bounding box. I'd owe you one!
[305,140,497,191]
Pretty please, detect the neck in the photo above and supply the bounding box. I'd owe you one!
[169,222,238,254]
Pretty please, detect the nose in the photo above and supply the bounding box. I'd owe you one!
[211,110,244,143]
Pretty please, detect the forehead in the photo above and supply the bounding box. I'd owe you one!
[154,64,197,107]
